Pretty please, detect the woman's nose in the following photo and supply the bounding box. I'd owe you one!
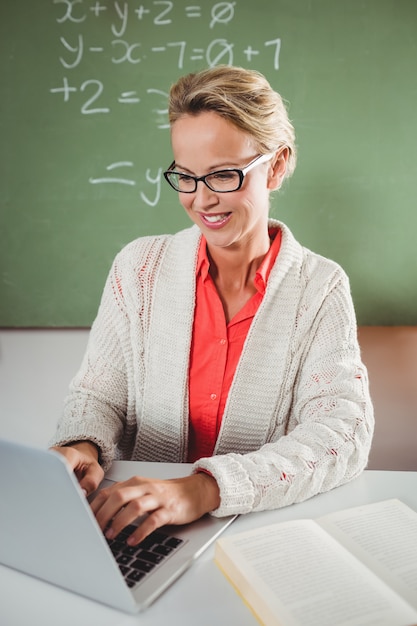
[192,181,218,210]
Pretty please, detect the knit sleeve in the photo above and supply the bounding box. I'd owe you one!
[50,250,135,470]
[194,269,374,517]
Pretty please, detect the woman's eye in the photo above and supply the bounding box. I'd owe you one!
[178,174,194,183]
[212,171,235,181]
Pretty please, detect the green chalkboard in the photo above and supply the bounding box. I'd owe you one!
[1,0,417,326]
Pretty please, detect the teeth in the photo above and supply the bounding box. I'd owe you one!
[204,213,229,223]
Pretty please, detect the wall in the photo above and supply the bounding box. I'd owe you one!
[1,0,417,327]
[0,329,88,446]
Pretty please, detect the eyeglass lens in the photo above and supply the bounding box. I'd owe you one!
[164,153,275,193]
[166,170,242,193]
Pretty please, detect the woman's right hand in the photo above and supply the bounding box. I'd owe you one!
[51,441,104,496]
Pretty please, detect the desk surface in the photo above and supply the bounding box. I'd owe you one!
[2,468,417,626]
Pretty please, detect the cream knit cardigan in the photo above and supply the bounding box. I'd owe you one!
[52,220,374,517]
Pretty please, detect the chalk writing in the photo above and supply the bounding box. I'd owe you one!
[112,2,129,36]
[89,163,163,207]
[51,0,283,201]
[89,161,137,185]
[210,2,235,27]
[54,0,86,24]
[140,168,163,206]
[50,34,281,114]
[50,78,169,119]
[53,36,281,72]
[112,39,142,64]
[54,1,237,26]
[59,35,83,68]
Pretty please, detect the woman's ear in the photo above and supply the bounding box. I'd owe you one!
[267,147,289,190]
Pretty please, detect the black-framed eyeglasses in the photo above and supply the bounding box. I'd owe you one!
[163,152,275,193]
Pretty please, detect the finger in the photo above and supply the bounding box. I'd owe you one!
[93,485,148,531]
[90,477,147,513]
[105,493,160,539]
[126,507,172,546]
[51,446,78,469]
[89,486,110,512]
[78,463,104,496]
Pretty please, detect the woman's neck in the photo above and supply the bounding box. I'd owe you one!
[207,230,271,289]
[206,231,271,322]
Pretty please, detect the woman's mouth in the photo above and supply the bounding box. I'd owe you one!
[200,212,232,228]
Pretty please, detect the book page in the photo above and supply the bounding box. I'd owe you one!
[215,519,417,626]
[318,499,417,611]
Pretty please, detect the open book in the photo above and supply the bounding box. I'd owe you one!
[215,499,417,626]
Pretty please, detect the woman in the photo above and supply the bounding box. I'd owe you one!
[51,66,373,546]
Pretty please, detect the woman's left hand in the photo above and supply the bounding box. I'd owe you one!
[89,472,221,545]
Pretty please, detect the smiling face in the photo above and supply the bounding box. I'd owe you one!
[170,111,282,253]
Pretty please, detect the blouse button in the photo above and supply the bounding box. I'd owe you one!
[210,393,217,400]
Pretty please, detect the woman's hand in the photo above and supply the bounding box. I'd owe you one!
[90,472,221,545]
[51,441,104,496]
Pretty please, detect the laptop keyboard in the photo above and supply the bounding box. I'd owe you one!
[107,524,184,588]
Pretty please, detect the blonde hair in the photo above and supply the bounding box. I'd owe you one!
[168,65,297,178]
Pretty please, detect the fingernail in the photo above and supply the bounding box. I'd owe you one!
[106,528,114,539]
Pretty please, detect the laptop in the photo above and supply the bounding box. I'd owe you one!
[0,438,236,613]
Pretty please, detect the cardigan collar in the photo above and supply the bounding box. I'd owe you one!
[135,221,304,461]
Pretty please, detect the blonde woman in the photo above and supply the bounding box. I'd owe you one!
[51,66,373,546]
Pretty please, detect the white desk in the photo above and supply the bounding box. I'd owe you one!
[2,468,416,626]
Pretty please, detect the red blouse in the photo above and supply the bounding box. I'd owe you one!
[187,228,282,462]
